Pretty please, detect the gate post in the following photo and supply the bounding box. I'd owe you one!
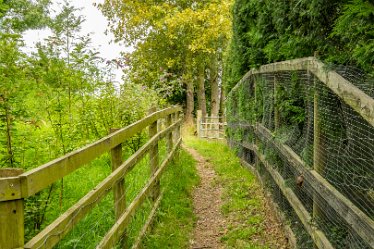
[0,168,24,249]
[197,110,202,138]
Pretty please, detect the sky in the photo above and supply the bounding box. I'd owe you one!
[22,0,130,83]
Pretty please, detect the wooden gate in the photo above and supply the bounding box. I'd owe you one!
[196,110,226,139]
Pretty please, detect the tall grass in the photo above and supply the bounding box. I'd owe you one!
[24,140,198,248]
[142,147,199,248]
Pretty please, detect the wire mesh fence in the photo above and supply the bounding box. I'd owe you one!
[226,57,374,249]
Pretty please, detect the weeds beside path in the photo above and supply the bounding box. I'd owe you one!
[184,137,288,249]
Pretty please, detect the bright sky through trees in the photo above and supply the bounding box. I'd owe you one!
[22,0,129,83]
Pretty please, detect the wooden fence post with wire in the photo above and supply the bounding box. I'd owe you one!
[0,106,182,249]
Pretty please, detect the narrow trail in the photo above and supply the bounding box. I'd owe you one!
[183,145,226,249]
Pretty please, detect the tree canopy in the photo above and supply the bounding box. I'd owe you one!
[99,0,233,123]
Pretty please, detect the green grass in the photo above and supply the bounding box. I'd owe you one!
[142,148,199,248]
[24,154,114,245]
[23,142,198,248]
[184,136,277,249]
[23,135,282,248]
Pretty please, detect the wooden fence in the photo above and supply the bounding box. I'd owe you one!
[0,106,182,249]
[196,110,226,140]
[226,57,374,249]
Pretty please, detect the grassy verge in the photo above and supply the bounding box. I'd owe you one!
[184,136,282,249]
[142,148,199,248]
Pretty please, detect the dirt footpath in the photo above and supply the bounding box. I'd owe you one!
[184,145,226,249]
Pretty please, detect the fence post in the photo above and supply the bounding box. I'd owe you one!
[197,110,202,138]
[110,128,126,246]
[254,80,261,168]
[312,71,325,248]
[110,129,126,219]
[166,113,173,153]
[148,107,159,201]
[171,112,176,145]
[0,168,24,249]
[175,110,181,161]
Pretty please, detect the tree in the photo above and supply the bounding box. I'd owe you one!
[0,34,26,167]
[197,57,207,120]
[0,0,51,168]
[99,0,233,125]
[0,0,50,32]
[209,54,220,117]
[0,0,161,238]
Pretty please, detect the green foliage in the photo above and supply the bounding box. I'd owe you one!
[99,0,233,107]
[0,33,27,167]
[0,1,160,242]
[0,0,51,32]
[331,0,374,72]
[276,73,306,128]
[224,0,374,92]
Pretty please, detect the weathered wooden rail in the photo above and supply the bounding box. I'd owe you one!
[0,106,182,249]
[227,57,374,249]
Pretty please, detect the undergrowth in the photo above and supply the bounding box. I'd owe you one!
[184,136,284,249]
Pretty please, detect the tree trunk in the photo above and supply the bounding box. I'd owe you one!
[197,62,207,120]
[210,55,219,118]
[4,105,14,167]
[185,78,194,126]
[220,84,226,122]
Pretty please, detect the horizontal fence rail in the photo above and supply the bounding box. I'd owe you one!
[0,106,182,249]
[226,57,374,249]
